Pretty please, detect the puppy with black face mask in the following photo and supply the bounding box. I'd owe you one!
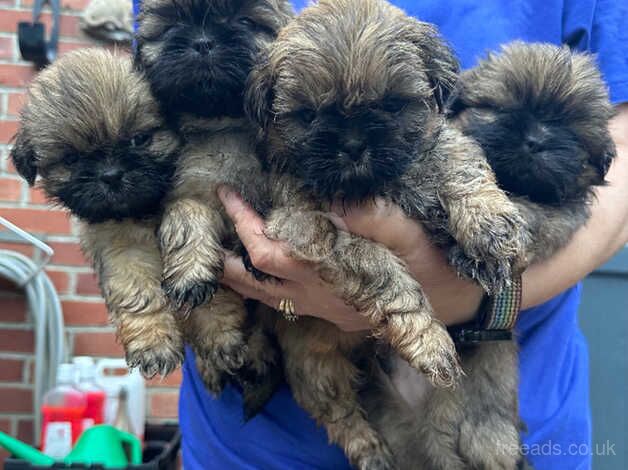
[245,0,530,467]
[10,49,187,377]
[134,0,293,406]
[359,43,617,470]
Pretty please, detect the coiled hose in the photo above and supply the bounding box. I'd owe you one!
[0,228,65,444]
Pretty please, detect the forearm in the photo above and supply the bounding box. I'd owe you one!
[521,104,628,309]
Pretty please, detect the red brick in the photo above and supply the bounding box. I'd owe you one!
[75,272,101,296]
[0,242,33,258]
[49,241,88,266]
[0,120,19,144]
[0,36,12,60]
[149,391,179,419]
[0,329,34,353]
[28,187,49,205]
[0,64,35,88]
[0,449,9,465]
[58,40,91,55]
[7,92,26,117]
[0,419,10,433]
[17,419,34,445]
[0,208,72,235]
[45,269,70,294]
[0,387,33,413]
[62,300,108,325]
[22,0,91,11]
[0,10,83,38]
[147,368,182,388]
[73,331,124,357]
[0,358,23,381]
[0,178,22,202]
[0,296,27,322]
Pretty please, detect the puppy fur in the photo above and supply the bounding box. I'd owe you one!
[246,0,530,467]
[10,49,186,377]
[134,0,292,406]
[362,43,617,470]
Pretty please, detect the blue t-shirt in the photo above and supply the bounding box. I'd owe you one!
[130,0,627,468]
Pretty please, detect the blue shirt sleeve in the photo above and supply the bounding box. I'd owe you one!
[563,0,628,104]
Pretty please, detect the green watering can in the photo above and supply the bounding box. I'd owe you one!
[0,425,142,468]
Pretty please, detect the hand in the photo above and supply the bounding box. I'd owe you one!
[219,187,483,331]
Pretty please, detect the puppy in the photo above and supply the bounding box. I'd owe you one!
[134,0,292,407]
[413,42,615,469]
[10,49,187,377]
[362,42,617,470]
[246,0,529,467]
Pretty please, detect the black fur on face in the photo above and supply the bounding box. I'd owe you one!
[10,49,182,224]
[447,42,617,206]
[275,98,432,203]
[45,134,177,223]
[461,108,594,205]
[135,0,292,119]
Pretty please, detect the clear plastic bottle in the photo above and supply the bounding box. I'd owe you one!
[72,356,106,431]
[40,363,86,458]
[112,386,133,435]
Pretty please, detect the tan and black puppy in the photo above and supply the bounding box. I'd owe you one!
[134,0,292,407]
[245,0,529,467]
[362,43,617,470]
[10,49,186,377]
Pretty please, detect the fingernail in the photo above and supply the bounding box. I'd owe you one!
[217,185,234,201]
[326,212,348,231]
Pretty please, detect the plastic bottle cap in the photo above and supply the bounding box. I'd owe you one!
[72,356,96,380]
[56,363,78,385]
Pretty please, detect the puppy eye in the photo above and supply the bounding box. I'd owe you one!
[238,17,257,29]
[63,153,79,165]
[381,99,407,114]
[129,133,153,148]
[298,109,317,125]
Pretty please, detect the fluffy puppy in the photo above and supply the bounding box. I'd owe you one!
[10,49,186,377]
[134,0,292,406]
[363,42,617,470]
[246,0,529,467]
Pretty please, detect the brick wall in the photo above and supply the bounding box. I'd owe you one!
[0,0,180,461]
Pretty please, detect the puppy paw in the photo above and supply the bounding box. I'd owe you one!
[196,356,226,396]
[401,320,462,388]
[450,213,529,294]
[162,277,218,311]
[126,339,184,379]
[265,210,337,263]
[357,452,397,470]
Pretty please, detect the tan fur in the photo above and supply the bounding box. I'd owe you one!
[244,0,531,467]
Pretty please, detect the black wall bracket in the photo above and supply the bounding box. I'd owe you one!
[17,0,61,67]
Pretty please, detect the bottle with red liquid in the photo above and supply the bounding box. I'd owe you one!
[73,356,105,431]
[40,364,86,458]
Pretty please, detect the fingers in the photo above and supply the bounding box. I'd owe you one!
[332,198,430,256]
[219,186,312,281]
[221,251,300,309]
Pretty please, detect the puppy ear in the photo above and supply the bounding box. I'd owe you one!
[10,128,38,186]
[444,83,468,117]
[403,20,460,112]
[592,139,617,182]
[245,54,275,130]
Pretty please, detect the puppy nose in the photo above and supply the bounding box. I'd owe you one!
[100,167,123,185]
[192,38,214,55]
[343,137,367,161]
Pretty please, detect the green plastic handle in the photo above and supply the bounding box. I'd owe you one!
[116,429,142,464]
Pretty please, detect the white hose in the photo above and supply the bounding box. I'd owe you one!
[0,249,65,445]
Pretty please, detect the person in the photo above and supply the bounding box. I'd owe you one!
[130,0,628,468]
